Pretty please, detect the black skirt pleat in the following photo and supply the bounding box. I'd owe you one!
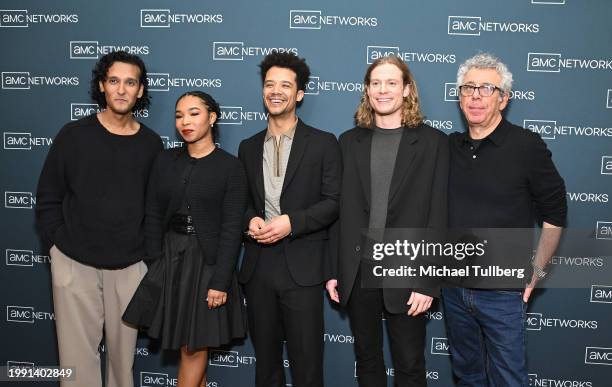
[123,231,246,351]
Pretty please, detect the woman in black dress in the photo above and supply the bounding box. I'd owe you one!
[124,91,247,387]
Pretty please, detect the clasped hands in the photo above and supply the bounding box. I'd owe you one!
[247,215,291,244]
[206,289,227,309]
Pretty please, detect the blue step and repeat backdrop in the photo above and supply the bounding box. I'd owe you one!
[1,1,611,386]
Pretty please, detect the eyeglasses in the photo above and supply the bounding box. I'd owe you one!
[458,84,502,97]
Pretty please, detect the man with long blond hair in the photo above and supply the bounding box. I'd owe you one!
[327,55,448,387]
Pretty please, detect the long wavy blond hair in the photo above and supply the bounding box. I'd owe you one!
[355,55,424,128]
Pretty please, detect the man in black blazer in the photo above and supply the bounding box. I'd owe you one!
[327,56,448,386]
[238,52,341,387]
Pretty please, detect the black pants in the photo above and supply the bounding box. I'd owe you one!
[244,244,324,387]
[347,270,427,387]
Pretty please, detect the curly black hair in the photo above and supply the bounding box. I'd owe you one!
[89,51,150,111]
[175,91,221,142]
[258,51,311,92]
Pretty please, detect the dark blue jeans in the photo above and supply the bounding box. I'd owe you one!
[442,288,528,387]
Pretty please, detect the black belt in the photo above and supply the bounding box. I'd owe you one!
[170,214,196,235]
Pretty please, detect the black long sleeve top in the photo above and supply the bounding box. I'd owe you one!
[449,119,567,228]
[35,115,163,268]
[145,147,248,292]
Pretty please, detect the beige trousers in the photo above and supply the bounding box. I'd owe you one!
[50,245,147,387]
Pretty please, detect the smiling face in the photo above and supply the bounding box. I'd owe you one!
[366,63,410,127]
[262,66,304,119]
[98,61,143,115]
[175,95,216,146]
[459,68,509,132]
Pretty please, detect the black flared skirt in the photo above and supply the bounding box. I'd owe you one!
[123,231,247,351]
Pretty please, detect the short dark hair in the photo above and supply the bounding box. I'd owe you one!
[258,52,310,92]
[175,91,221,142]
[89,50,150,111]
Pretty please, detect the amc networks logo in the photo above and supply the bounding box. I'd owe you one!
[3,132,52,150]
[526,313,543,331]
[212,42,297,61]
[218,106,267,125]
[289,10,378,29]
[524,119,557,140]
[1,71,79,89]
[7,361,35,370]
[584,347,612,365]
[160,136,184,149]
[4,192,34,209]
[69,41,150,59]
[139,9,222,28]
[290,10,321,29]
[447,16,481,35]
[590,285,612,303]
[5,249,49,267]
[140,372,176,387]
[527,53,562,72]
[444,83,459,102]
[70,103,148,121]
[366,46,399,64]
[430,337,450,355]
[6,305,54,323]
[596,221,612,240]
[208,350,256,367]
[601,156,612,175]
[0,10,78,27]
[139,372,222,387]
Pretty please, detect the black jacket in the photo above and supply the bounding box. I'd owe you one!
[238,119,342,286]
[332,124,449,313]
[145,147,247,292]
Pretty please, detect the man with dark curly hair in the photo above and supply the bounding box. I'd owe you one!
[238,51,341,387]
[36,51,162,387]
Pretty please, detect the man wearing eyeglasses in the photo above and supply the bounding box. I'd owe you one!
[443,53,566,386]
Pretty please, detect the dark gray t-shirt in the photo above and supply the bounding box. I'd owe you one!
[369,126,403,230]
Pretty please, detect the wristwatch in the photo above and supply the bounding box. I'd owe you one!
[531,262,547,279]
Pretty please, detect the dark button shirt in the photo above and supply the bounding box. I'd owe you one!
[449,119,567,228]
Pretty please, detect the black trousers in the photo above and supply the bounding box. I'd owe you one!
[347,269,427,387]
[244,243,324,387]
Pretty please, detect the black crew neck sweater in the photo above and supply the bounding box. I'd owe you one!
[36,114,163,268]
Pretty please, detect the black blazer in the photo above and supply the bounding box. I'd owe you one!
[238,119,342,286]
[332,124,449,314]
[145,147,247,292]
